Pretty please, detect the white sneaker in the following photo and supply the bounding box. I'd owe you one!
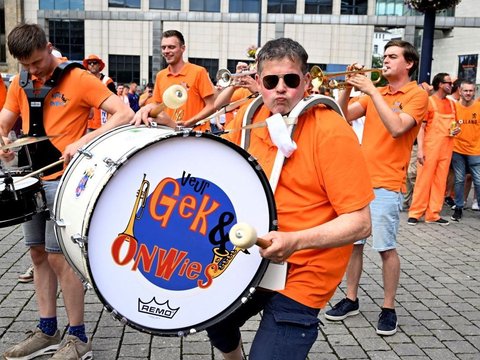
[472,199,479,211]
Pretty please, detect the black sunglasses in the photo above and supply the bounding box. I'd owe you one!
[262,73,301,90]
[87,61,98,66]
[442,81,452,85]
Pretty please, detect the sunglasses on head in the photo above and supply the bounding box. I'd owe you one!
[262,73,301,90]
[87,61,98,66]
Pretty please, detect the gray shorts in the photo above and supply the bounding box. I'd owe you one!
[22,180,61,253]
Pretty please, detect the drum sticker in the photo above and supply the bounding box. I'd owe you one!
[75,166,96,197]
[111,172,247,319]
[138,298,179,319]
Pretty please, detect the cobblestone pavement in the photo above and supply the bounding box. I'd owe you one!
[1,205,479,359]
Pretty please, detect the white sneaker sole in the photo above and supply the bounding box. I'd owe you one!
[4,343,59,360]
[376,322,398,336]
[324,309,359,321]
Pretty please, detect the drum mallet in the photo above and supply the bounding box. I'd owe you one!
[229,223,272,249]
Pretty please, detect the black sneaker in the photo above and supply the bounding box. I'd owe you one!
[444,196,455,207]
[325,298,359,321]
[376,308,398,336]
[407,217,418,225]
[451,208,462,222]
[426,218,449,225]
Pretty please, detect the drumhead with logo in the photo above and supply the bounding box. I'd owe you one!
[55,127,276,336]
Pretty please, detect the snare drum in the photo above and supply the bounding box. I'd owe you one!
[53,125,276,336]
[0,176,46,228]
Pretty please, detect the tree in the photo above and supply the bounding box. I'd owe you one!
[404,0,462,83]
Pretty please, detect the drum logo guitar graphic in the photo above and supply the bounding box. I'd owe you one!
[111,172,248,297]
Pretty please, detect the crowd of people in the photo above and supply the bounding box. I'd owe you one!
[1,22,479,360]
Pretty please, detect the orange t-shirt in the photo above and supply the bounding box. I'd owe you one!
[88,75,115,130]
[224,87,253,126]
[4,66,112,180]
[357,81,428,191]
[454,101,480,155]
[0,78,7,109]
[154,62,214,132]
[224,103,374,309]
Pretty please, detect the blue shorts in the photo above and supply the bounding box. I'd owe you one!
[354,188,401,252]
[22,180,61,253]
[206,292,320,360]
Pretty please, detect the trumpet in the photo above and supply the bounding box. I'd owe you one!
[216,68,257,88]
[310,65,384,89]
[150,84,187,118]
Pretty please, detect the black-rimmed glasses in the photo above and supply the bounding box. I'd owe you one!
[262,73,301,90]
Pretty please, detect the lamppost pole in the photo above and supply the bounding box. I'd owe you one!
[419,9,436,84]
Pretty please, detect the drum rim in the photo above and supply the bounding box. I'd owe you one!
[55,127,277,336]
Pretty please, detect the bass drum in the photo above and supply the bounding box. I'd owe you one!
[53,125,276,336]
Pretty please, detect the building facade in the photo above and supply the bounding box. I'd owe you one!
[0,0,479,87]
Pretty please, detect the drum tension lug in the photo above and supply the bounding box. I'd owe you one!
[103,157,119,168]
[110,309,128,325]
[71,233,87,248]
[77,149,93,159]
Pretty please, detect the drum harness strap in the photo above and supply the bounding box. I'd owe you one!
[241,94,345,192]
[18,61,84,177]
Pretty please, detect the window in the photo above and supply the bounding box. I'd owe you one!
[109,0,140,8]
[373,45,378,54]
[268,0,296,13]
[40,0,84,10]
[341,0,367,15]
[150,0,180,10]
[375,0,455,16]
[189,57,219,83]
[189,0,220,12]
[229,0,260,13]
[109,55,140,84]
[48,20,84,61]
[305,0,332,14]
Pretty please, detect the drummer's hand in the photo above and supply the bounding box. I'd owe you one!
[63,139,85,165]
[131,104,157,127]
[259,231,299,263]
[0,137,15,163]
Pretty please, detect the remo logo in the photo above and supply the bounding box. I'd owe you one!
[111,172,240,291]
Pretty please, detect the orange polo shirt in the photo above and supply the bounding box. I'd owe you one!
[4,66,112,180]
[357,81,428,191]
[224,103,374,309]
[454,101,480,155]
[154,62,215,132]
[0,78,7,109]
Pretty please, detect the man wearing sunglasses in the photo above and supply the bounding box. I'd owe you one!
[408,72,459,225]
[82,54,117,132]
[202,38,374,360]
[325,40,429,337]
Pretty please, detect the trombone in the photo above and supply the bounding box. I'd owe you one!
[216,68,257,88]
[310,65,384,89]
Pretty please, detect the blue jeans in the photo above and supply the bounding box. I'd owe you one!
[207,292,320,360]
[452,152,480,209]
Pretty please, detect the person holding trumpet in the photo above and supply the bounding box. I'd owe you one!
[325,40,429,336]
[0,24,133,359]
[213,61,259,130]
[134,30,215,131]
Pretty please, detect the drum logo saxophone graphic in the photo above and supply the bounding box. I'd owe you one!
[110,172,247,294]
